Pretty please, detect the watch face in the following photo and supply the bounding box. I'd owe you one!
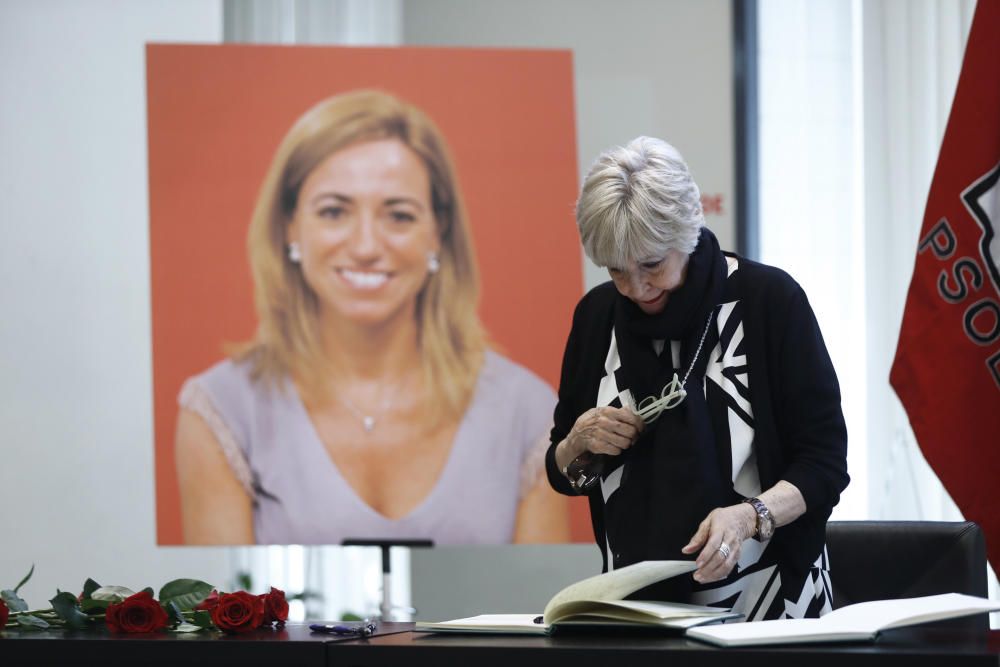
[759,517,775,540]
[745,498,774,541]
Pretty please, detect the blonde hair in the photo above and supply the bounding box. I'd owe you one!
[235,89,485,422]
[577,136,704,268]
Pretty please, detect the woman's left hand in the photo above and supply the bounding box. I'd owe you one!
[681,504,756,583]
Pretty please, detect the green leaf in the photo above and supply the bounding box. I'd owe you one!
[235,571,252,591]
[192,610,215,629]
[91,586,136,603]
[341,612,363,622]
[13,564,34,594]
[1,589,29,613]
[173,622,205,633]
[166,600,185,626]
[81,598,111,613]
[287,591,322,602]
[16,614,50,630]
[158,579,214,612]
[81,578,101,601]
[140,587,154,597]
[50,591,89,630]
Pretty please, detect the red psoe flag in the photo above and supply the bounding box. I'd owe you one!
[890,0,1000,571]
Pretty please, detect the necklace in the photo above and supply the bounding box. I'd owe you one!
[633,308,716,424]
[335,387,396,433]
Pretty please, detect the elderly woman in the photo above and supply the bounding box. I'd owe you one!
[546,136,848,620]
[176,90,568,545]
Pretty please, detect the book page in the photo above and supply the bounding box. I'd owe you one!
[415,614,547,634]
[820,593,999,632]
[549,599,729,624]
[686,593,999,647]
[542,561,697,623]
[556,614,734,631]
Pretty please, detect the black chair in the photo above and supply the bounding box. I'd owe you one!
[826,520,989,631]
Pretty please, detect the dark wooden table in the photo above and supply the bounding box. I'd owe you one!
[2,622,998,666]
[337,625,1000,667]
[0,622,347,666]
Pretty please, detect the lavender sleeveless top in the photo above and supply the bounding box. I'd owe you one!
[178,351,555,545]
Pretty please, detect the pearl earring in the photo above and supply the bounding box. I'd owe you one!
[427,251,440,274]
[288,242,302,263]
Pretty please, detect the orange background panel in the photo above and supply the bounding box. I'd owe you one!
[147,44,590,545]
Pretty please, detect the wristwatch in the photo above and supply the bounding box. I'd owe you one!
[743,497,775,541]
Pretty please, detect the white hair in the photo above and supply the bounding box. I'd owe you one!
[576,136,704,268]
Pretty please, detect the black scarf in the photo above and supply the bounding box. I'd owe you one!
[604,227,735,595]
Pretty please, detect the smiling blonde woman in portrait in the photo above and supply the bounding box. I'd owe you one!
[175,90,568,545]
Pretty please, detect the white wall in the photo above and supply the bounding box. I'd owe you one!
[758,0,868,520]
[0,0,231,602]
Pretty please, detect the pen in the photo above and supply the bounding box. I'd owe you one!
[309,619,378,637]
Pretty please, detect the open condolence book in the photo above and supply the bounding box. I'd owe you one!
[686,593,999,647]
[414,560,740,635]
[416,561,999,643]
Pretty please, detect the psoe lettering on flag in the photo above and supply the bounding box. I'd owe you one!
[890,0,1000,571]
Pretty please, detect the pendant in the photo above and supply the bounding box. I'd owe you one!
[362,416,375,432]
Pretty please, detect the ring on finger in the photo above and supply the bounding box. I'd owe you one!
[717,542,731,560]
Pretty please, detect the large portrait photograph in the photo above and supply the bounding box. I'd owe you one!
[148,44,585,546]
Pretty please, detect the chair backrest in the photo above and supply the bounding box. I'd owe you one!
[826,520,988,631]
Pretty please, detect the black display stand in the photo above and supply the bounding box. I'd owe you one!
[341,539,433,621]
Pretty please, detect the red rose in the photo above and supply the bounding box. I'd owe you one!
[210,591,264,634]
[0,598,9,627]
[195,590,219,611]
[105,591,170,633]
[258,587,289,627]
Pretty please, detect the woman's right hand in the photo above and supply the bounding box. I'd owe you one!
[556,406,644,472]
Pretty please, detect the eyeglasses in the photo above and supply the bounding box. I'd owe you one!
[309,618,378,638]
[634,373,688,424]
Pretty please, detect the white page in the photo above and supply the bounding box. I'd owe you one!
[817,593,999,632]
[550,599,729,623]
[415,614,546,633]
[542,561,697,622]
[687,593,999,646]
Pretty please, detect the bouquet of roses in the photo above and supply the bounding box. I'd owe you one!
[1,566,288,634]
